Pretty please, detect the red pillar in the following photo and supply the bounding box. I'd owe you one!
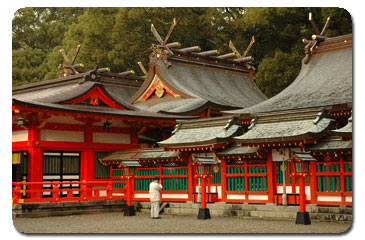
[187,155,194,202]
[309,161,317,205]
[127,176,132,206]
[221,159,227,202]
[81,122,93,197]
[339,155,346,205]
[27,121,42,200]
[299,176,306,212]
[266,152,275,203]
[201,166,207,209]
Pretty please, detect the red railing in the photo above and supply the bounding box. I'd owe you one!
[12,180,126,204]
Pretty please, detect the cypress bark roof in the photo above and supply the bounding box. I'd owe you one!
[234,111,335,144]
[130,51,267,115]
[13,70,144,102]
[226,34,352,115]
[100,148,180,164]
[332,116,352,137]
[158,116,243,148]
[12,71,195,120]
[307,136,352,152]
[216,144,259,157]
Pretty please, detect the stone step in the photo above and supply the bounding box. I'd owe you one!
[13,200,127,218]
[13,207,124,218]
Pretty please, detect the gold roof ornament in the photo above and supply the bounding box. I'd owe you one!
[303,13,331,64]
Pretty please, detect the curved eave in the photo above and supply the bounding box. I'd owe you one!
[225,35,352,115]
[159,100,240,116]
[12,98,196,121]
[234,132,326,145]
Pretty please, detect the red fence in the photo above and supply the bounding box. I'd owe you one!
[12,180,126,204]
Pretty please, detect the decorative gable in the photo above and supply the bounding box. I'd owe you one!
[62,85,126,109]
[136,75,179,103]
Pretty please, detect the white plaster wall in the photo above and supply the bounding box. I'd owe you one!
[162,194,188,199]
[276,186,293,194]
[12,130,28,142]
[317,195,342,202]
[41,130,84,142]
[134,193,150,199]
[345,196,352,202]
[248,194,268,200]
[227,194,245,200]
[93,132,131,144]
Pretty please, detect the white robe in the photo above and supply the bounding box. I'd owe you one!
[149,182,163,202]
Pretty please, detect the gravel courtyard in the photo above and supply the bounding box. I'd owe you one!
[13,212,351,234]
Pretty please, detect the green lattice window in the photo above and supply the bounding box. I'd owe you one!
[226,160,267,192]
[135,168,159,191]
[95,152,110,179]
[344,162,352,192]
[317,163,341,192]
[162,167,188,191]
[112,168,126,189]
[211,164,221,184]
[276,162,292,184]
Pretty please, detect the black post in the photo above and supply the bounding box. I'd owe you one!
[296,211,311,225]
[124,205,136,216]
[198,208,211,220]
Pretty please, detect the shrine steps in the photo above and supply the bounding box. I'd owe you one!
[12,200,127,218]
[137,202,352,223]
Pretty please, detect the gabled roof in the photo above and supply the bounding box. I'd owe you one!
[12,70,195,121]
[216,144,259,157]
[158,116,243,148]
[13,69,145,102]
[307,136,352,152]
[225,34,352,115]
[234,111,335,144]
[332,116,352,138]
[99,148,180,165]
[130,47,267,115]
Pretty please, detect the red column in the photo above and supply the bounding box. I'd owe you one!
[299,176,306,212]
[27,121,42,200]
[221,159,227,202]
[127,176,132,206]
[81,123,93,197]
[266,152,275,203]
[309,161,317,205]
[187,155,194,202]
[201,166,207,209]
[339,156,346,205]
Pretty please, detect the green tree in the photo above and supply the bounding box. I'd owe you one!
[13,7,351,98]
[12,7,84,86]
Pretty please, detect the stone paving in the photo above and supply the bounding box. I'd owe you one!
[13,211,351,234]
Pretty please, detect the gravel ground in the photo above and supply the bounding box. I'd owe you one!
[13,212,351,234]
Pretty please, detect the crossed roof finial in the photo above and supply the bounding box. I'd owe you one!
[151,18,177,56]
[302,13,331,64]
[59,44,84,77]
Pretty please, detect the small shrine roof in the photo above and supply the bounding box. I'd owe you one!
[216,144,259,157]
[226,34,352,115]
[100,148,180,164]
[158,116,243,148]
[234,111,334,144]
[292,151,317,161]
[332,116,352,137]
[307,136,352,152]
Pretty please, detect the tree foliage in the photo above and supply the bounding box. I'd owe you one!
[12,7,352,97]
